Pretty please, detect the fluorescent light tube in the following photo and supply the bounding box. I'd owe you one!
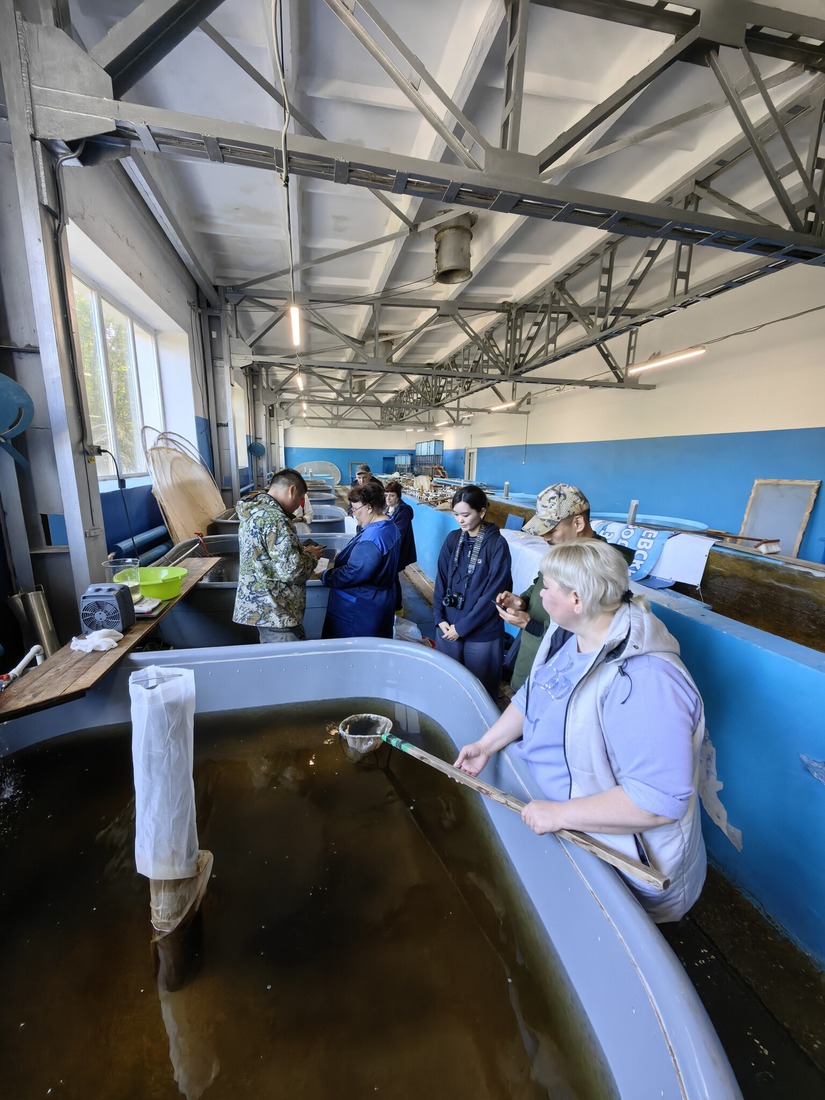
[289,305,301,347]
[489,401,516,411]
[628,346,706,376]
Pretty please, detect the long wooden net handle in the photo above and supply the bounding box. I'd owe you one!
[382,733,669,891]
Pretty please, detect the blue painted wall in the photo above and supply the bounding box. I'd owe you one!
[285,446,466,481]
[475,427,825,562]
[443,448,465,478]
[402,494,454,587]
[652,595,825,967]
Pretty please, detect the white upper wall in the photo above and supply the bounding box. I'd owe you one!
[63,162,196,332]
[285,425,432,449]
[442,263,825,451]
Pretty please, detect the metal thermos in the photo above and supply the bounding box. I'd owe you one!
[503,481,510,498]
[7,586,60,656]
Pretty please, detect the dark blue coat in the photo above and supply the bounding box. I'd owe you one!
[433,523,512,642]
[321,518,401,638]
[389,500,417,571]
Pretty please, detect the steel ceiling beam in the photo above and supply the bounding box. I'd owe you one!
[198,18,412,228]
[537,26,704,173]
[375,253,787,423]
[27,84,825,262]
[121,150,219,306]
[708,48,805,231]
[543,64,805,179]
[89,0,226,98]
[381,66,825,413]
[501,0,530,152]
[530,0,825,71]
[246,355,652,390]
[322,0,490,168]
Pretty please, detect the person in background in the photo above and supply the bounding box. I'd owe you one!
[433,486,512,699]
[384,480,417,613]
[496,483,635,690]
[321,480,401,638]
[349,464,383,516]
[457,539,706,923]
[233,468,324,642]
[352,463,373,487]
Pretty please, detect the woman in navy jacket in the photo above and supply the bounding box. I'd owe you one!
[385,480,417,612]
[433,486,512,698]
[321,481,401,638]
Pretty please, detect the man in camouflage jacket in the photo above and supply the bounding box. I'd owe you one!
[233,468,323,642]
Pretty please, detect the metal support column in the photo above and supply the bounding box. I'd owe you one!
[216,296,240,504]
[0,0,107,632]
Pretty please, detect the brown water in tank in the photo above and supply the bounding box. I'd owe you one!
[0,700,612,1100]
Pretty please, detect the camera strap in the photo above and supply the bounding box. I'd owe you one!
[449,522,488,597]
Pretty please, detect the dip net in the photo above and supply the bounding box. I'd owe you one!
[338,713,393,761]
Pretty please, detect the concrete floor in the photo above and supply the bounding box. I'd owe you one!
[397,567,825,1099]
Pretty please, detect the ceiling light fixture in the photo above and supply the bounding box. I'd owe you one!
[489,401,516,411]
[296,370,304,391]
[627,346,706,376]
[435,420,449,427]
[289,305,301,347]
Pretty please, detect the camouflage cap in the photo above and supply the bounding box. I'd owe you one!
[523,483,589,537]
[355,463,371,474]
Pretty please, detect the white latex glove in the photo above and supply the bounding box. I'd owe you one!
[70,629,124,652]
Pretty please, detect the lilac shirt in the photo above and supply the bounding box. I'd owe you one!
[511,634,699,819]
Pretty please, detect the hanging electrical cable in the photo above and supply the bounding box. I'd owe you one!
[99,446,138,557]
[273,0,301,351]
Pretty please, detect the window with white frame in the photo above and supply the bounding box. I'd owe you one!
[72,276,165,478]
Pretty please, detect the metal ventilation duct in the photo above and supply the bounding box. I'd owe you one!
[434,213,477,284]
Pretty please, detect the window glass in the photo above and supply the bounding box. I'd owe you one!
[101,300,142,475]
[73,278,115,476]
[72,278,164,479]
[134,325,163,433]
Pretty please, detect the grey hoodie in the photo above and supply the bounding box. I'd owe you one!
[528,598,707,922]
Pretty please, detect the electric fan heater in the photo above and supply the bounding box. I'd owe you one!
[79,583,136,634]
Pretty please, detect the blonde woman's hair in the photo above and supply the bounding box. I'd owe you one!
[540,539,629,617]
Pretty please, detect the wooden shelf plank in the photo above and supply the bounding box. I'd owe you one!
[0,557,219,722]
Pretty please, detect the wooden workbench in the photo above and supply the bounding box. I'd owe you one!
[0,557,219,722]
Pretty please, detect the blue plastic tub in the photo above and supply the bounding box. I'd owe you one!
[2,640,741,1098]
[593,512,709,531]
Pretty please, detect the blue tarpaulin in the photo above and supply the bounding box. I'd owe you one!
[593,521,675,580]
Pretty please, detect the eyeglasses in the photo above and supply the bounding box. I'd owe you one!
[351,501,364,510]
[535,649,575,701]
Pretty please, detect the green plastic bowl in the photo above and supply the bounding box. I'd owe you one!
[136,566,188,600]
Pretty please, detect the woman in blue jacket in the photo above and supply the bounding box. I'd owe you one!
[385,480,417,612]
[433,486,512,698]
[321,481,401,639]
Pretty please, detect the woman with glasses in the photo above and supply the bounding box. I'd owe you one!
[320,480,401,638]
[455,539,706,923]
[432,485,512,698]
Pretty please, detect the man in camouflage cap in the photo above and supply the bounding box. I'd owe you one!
[522,483,592,541]
[233,469,324,642]
[497,483,634,689]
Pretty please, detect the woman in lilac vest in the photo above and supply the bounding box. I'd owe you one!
[455,539,706,922]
